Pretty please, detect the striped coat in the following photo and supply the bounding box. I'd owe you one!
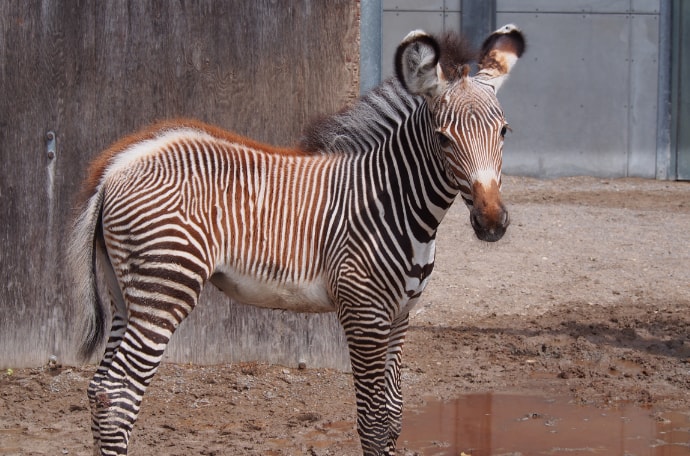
[70,25,525,456]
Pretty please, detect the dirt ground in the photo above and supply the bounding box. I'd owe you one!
[2,176,689,455]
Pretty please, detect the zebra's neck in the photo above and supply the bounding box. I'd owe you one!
[304,79,460,243]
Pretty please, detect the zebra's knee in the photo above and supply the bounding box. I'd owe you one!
[87,372,114,405]
[87,376,102,406]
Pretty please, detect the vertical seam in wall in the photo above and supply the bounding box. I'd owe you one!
[672,1,682,178]
[626,7,633,177]
[656,0,673,180]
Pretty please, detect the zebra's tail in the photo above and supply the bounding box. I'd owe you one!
[67,186,107,362]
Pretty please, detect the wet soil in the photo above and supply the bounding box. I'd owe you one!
[1,176,689,455]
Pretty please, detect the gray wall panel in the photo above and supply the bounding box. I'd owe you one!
[383,0,460,11]
[497,0,658,14]
[631,0,660,13]
[498,12,634,177]
[628,13,660,176]
[673,0,690,179]
[380,0,663,178]
[382,11,461,78]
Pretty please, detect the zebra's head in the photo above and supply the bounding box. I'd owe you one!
[395,25,525,242]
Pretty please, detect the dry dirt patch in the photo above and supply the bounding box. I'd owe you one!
[1,176,689,455]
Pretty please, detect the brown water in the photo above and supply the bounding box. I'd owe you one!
[399,393,690,456]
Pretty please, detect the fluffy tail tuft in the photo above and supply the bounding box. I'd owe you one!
[67,189,107,362]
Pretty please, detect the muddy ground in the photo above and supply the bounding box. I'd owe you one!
[2,176,689,455]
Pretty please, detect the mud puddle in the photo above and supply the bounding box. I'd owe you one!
[399,393,690,456]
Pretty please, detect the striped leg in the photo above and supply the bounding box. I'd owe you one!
[340,311,391,456]
[88,302,127,454]
[92,325,170,455]
[90,255,205,455]
[384,314,409,454]
[88,257,128,454]
[91,301,194,455]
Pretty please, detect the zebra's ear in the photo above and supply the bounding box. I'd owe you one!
[395,30,447,99]
[477,24,525,93]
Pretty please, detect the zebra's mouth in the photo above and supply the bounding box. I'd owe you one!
[470,207,509,242]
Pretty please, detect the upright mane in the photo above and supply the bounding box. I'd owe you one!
[298,82,410,154]
[436,31,478,80]
[298,31,478,154]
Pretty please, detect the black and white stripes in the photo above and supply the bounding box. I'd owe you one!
[69,26,524,456]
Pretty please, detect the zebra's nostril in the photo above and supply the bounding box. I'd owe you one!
[470,207,508,242]
[470,211,481,230]
[500,210,509,227]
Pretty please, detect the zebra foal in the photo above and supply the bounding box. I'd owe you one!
[69,25,525,455]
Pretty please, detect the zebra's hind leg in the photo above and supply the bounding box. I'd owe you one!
[92,309,186,455]
[88,254,128,454]
[384,314,409,455]
[87,301,127,454]
[91,261,204,455]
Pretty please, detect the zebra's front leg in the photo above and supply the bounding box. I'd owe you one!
[383,313,409,454]
[341,312,393,456]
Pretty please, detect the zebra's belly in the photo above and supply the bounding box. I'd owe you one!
[209,268,335,313]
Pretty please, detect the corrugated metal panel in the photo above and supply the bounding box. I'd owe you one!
[380,0,662,177]
[496,10,659,177]
[381,0,462,78]
[497,0,658,14]
[673,0,690,179]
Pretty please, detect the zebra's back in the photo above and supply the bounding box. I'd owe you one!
[95,121,344,313]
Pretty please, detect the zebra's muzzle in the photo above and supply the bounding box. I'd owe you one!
[470,205,509,242]
[469,179,509,242]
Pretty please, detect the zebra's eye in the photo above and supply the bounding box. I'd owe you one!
[436,132,452,148]
[500,125,510,138]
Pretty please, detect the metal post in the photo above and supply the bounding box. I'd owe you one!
[656,0,674,180]
[461,0,496,49]
[360,0,382,95]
